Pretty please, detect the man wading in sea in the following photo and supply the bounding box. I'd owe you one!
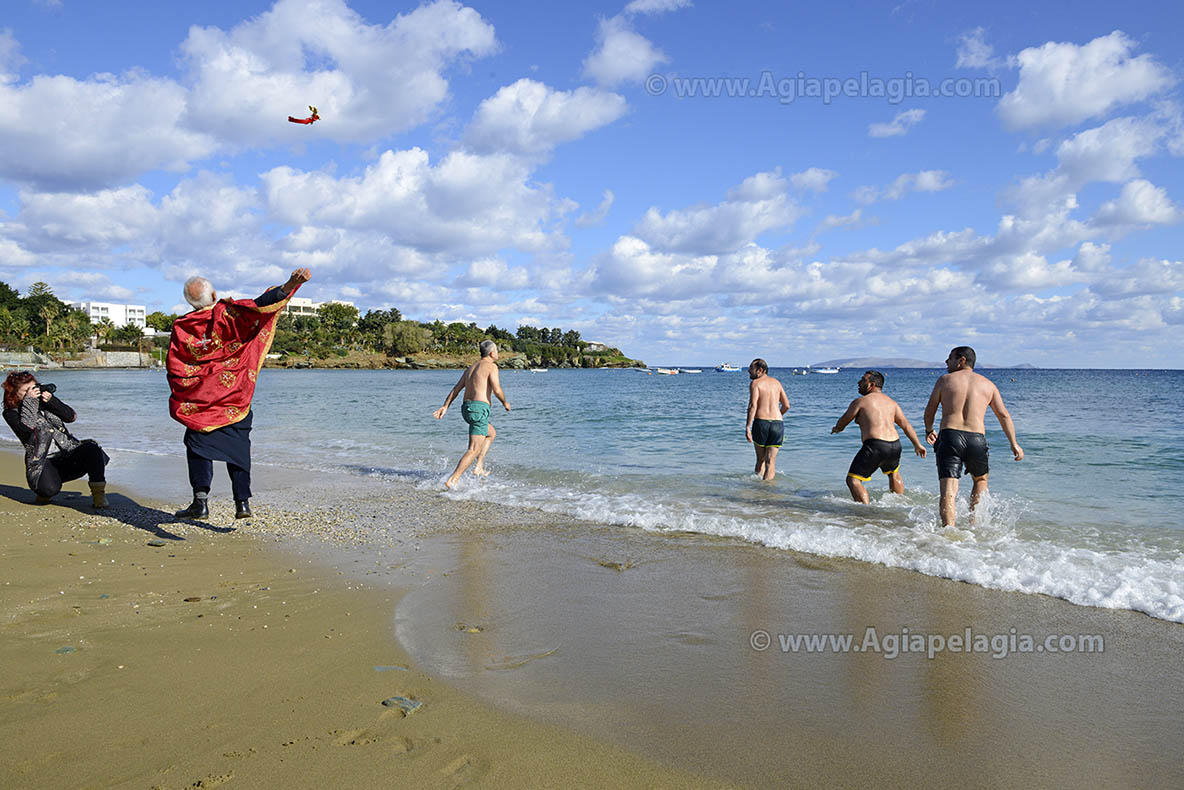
[745,358,789,480]
[830,370,926,503]
[923,346,1023,527]
[434,340,511,488]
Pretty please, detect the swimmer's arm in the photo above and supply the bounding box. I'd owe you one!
[491,366,510,411]
[745,380,758,441]
[433,372,466,419]
[895,403,927,457]
[923,378,943,445]
[988,385,1022,461]
[778,385,790,416]
[831,400,859,434]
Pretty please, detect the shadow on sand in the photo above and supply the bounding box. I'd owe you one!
[0,484,236,540]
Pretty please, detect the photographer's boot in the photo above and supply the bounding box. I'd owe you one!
[89,482,109,509]
[235,499,252,519]
[34,494,52,505]
[175,492,209,520]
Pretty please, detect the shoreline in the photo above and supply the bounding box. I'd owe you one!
[0,449,726,789]
[3,446,1182,788]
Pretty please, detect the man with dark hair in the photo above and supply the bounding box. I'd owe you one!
[923,346,1023,527]
[831,370,926,503]
[746,358,790,480]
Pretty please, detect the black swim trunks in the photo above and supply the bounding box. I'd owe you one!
[935,428,989,479]
[751,418,784,448]
[847,438,902,481]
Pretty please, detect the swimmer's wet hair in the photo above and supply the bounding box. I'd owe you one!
[951,346,976,369]
[749,358,768,373]
[865,370,885,388]
[480,339,497,357]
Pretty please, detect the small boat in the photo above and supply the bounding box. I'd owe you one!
[529,368,548,373]
[811,366,840,374]
[715,363,740,372]
[679,368,702,374]
[656,367,679,375]
[791,369,808,375]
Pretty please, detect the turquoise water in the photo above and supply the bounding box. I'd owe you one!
[5,366,1182,621]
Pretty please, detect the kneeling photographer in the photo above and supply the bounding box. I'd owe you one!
[3,372,110,507]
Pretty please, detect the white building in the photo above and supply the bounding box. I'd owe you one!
[281,297,355,317]
[72,301,147,328]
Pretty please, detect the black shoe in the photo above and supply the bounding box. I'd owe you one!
[235,500,252,519]
[175,498,209,519]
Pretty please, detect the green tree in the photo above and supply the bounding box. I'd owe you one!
[383,321,431,355]
[0,281,20,312]
[317,302,359,345]
[146,311,176,332]
[112,323,144,344]
[94,317,116,346]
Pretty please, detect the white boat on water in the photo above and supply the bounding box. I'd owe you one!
[811,366,840,374]
[656,367,679,375]
[715,363,740,372]
[679,368,702,374]
[529,368,548,373]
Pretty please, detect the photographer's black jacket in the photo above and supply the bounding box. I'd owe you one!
[4,394,76,446]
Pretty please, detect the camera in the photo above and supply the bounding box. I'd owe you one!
[39,383,56,394]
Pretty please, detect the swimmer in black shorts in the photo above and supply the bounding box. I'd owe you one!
[923,346,1023,527]
[746,358,790,480]
[831,370,926,503]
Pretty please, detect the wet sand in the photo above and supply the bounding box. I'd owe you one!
[2,448,1182,788]
[0,450,725,789]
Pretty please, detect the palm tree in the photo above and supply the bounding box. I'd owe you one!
[94,317,115,347]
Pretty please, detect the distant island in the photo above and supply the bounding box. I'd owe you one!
[811,357,1036,369]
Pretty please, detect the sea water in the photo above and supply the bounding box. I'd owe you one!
[5,366,1182,622]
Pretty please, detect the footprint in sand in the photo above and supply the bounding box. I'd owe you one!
[333,728,382,747]
[187,771,234,788]
[440,754,489,787]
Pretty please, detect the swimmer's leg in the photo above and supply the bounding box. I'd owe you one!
[762,446,779,481]
[753,444,767,478]
[939,477,959,527]
[968,473,988,520]
[473,423,496,477]
[446,434,485,488]
[887,470,904,495]
[847,474,870,504]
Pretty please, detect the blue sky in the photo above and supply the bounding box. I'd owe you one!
[1,0,1182,366]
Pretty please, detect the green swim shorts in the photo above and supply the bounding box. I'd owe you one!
[460,400,491,436]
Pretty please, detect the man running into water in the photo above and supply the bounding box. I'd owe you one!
[434,340,511,488]
[745,359,790,480]
[923,346,1023,527]
[831,370,926,503]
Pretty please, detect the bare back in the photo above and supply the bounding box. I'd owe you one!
[462,357,499,403]
[931,369,998,433]
[749,375,789,420]
[850,391,902,442]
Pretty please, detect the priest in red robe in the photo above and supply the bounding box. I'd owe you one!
[167,267,311,520]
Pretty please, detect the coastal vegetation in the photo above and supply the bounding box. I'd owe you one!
[0,279,642,368]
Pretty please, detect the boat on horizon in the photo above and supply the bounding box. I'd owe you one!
[679,368,702,374]
[656,367,679,375]
[811,366,840,374]
[715,363,740,372]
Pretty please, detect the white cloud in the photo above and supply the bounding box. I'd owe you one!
[575,190,615,227]
[790,167,837,193]
[812,208,865,238]
[1093,179,1181,227]
[180,0,498,145]
[623,0,692,14]
[868,108,926,138]
[465,79,627,156]
[955,27,1003,71]
[453,257,530,289]
[582,15,669,87]
[855,170,954,203]
[0,72,216,191]
[997,31,1175,130]
[631,170,800,254]
[0,28,25,74]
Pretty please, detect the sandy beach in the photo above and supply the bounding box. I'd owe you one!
[2,446,1182,789]
[0,449,724,789]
